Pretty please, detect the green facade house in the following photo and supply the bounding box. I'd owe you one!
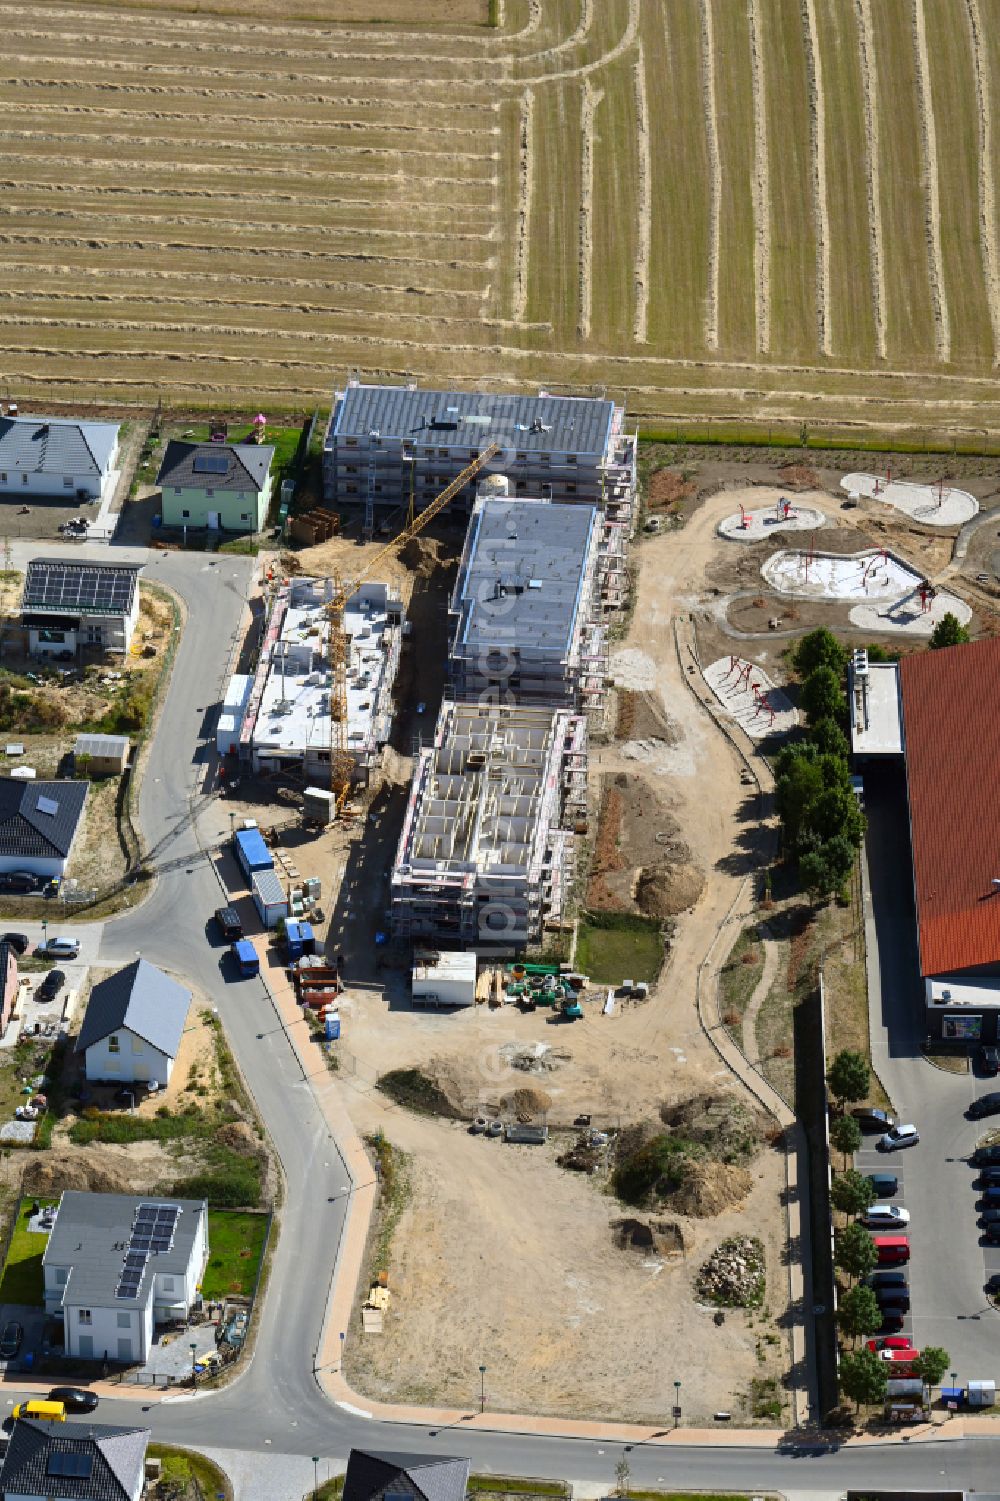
[156,441,275,533]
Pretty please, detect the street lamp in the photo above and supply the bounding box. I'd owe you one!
[312,1458,319,1501]
[479,1364,487,1413]
[190,1342,198,1381]
[672,1379,682,1429]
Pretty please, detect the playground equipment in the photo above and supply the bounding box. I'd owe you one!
[778,497,794,521]
[739,502,752,530]
[918,580,936,613]
[861,547,889,586]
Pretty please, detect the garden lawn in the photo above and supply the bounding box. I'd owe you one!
[201,1211,268,1300]
[0,1199,57,1307]
[575,912,663,985]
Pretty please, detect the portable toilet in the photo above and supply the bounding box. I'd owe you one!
[325,1009,341,1041]
[285,920,304,960]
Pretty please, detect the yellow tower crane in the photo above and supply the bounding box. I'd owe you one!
[328,441,500,807]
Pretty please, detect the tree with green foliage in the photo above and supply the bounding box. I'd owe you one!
[830,1113,863,1166]
[839,1347,888,1409]
[809,716,850,761]
[774,755,826,847]
[801,665,844,726]
[835,1220,877,1282]
[831,1168,877,1219]
[915,1347,951,1388]
[793,627,848,679]
[838,1283,882,1342]
[799,835,858,901]
[929,612,970,650]
[828,1049,871,1106]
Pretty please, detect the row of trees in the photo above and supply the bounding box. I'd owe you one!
[774,630,864,900]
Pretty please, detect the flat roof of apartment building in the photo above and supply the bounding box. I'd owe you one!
[331,384,615,458]
[451,498,599,660]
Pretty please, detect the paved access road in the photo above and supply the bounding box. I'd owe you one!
[862,763,1000,1379]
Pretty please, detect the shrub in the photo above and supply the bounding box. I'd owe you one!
[172,1167,260,1208]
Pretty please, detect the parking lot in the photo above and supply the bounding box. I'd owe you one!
[862,764,1000,1381]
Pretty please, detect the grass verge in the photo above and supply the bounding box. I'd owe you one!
[719,925,765,1045]
[575,911,663,985]
[0,1198,57,1305]
[148,1445,233,1501]
[366,1132,411,1279]
[201,1211,268,1300]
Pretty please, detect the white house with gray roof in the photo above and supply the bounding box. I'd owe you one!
[43,1191,208,1364]
[20,557,142,657]
[157,440,275,532]
[0,777,88,880]
[76,958,191,1088]
[0,1416,150,1501]
[0,416,120,503]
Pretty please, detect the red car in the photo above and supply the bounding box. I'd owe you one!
[866,1335,913,1353]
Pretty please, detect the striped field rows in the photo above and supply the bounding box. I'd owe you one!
[1,0,999,439]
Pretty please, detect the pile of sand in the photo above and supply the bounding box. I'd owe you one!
[648,469,697,509]
[671,1160,753,1218]
[503,1086,552,1121]
[397,535,442,575]
[22,1155,133,1197]
[635,859,705,917]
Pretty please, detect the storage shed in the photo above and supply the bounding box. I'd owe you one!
[234,826,272,881]
[252,867,287,929]
[411,950,477,1008]
[73,733,130,777]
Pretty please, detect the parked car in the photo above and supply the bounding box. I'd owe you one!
[852,1107,896,1133]
[36,969,66,1004]
[986,1273,1000,1296]
[37,936,80,959]
[979,1186,1000,1208]
[0,1322,23,1359]
[865,1270,908,1291]
[874,1234,910,1265]
[874,1288,911,1311]
[867,1335,913,1352]
[879,1307,906,1333]
[0,871,39,894]
[979,1045,1000,1077]
[866,1172,899,1197]
[983,1223,1000,1245]
[979,1207,1000,1224]
[47,1388,98,1414]
[878,1124,920,1151]
[862,1204,911,1229]
[1,932,29,955]
[214,906,243,941]
[968,1091,1000,1120]
[978,1167,1000,1187]
[974,1144,1000,1167]
[879,1348,921,1369]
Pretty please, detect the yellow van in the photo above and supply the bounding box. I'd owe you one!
[12,1400,65,1422]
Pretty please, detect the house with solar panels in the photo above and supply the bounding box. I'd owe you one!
[156,439,275,533]
[0,415,120,504]
[42,1191,209,1364]
[75,958,191,1089]
[20,556,142,657]
[0,778,88,880]
[0,1416,150,1501]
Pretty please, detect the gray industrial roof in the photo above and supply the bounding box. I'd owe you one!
[0,778,87,859]
[157,440,274,493]
[0,416,119,477]
[43,1190,205,1310]
[332,384,615,458]
[342,1450,471,1501]
[0,1418,150,1501]
[451,498,599,658]
[76,958,191,1058]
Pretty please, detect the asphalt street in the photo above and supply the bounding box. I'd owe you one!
[862,764,1000,1379]
[7,547,1000,1492]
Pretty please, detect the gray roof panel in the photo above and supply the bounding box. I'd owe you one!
[157,441,274,493]
[0,417,118,477]
[0,777,88,859]
[76,958,191,1057]
[343,1451,471,1501]
[43,1190,206,1309]
[333,385,614,458]
[0,1419,149,1501]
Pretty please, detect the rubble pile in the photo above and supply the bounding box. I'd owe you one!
[695,1234,765,1307]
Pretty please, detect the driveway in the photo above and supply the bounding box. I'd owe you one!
[861,762,1000,1380]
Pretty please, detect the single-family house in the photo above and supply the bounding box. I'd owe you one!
[73,733,131,777]
[342,1450,471,1501]
[20,557,142,656]
[0,1417,150,1501]
[0,937,18,1036]
[0,415,120,504]
[76,958,191,1088]
[0,778,88,880]
[42,1190,209,1364]
[157,441,275,533]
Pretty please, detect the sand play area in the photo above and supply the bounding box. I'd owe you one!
[841,472,979,526]
[718,501,826,542]
[761,547,924,602]
[703,658,798,739]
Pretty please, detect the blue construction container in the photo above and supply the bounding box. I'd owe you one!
[285,919,305,960]
[234,827,272,881]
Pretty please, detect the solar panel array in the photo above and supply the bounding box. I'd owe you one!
[114,1201,181,1300]
[24,562,136,615]
[193,453,229,475]
[47,1453,94,1479]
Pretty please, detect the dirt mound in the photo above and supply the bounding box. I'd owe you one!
[648,468,697,509]
[614,1216,688,1255]
[776,464,820,489]
[22,1155,132,1196]
[503,1086,552,1122]
[397,536,442,575]
[379,1059,469,1118]
[635,859,705,917]
[659,1092,767,1164]
[670,1160,753,1218]
[215,1121,262,1156]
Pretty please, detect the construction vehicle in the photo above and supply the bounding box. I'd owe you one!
[327,442,500,809]
[561,996,584,1021]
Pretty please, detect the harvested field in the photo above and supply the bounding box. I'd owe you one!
[0,0,998,440]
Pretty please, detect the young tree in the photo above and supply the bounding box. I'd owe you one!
[793,627,848,679]
[929,612,970,650]
[828,1049,872,1105]
[835,1221,877,1282]
[830,1113,862,1166]
[837,1284,882,1343]
[839,1347,888,1410]
[915,1347,951,1388]
[799,836,857,901]
[831,1168,877,1219]
[801,665,844,726]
